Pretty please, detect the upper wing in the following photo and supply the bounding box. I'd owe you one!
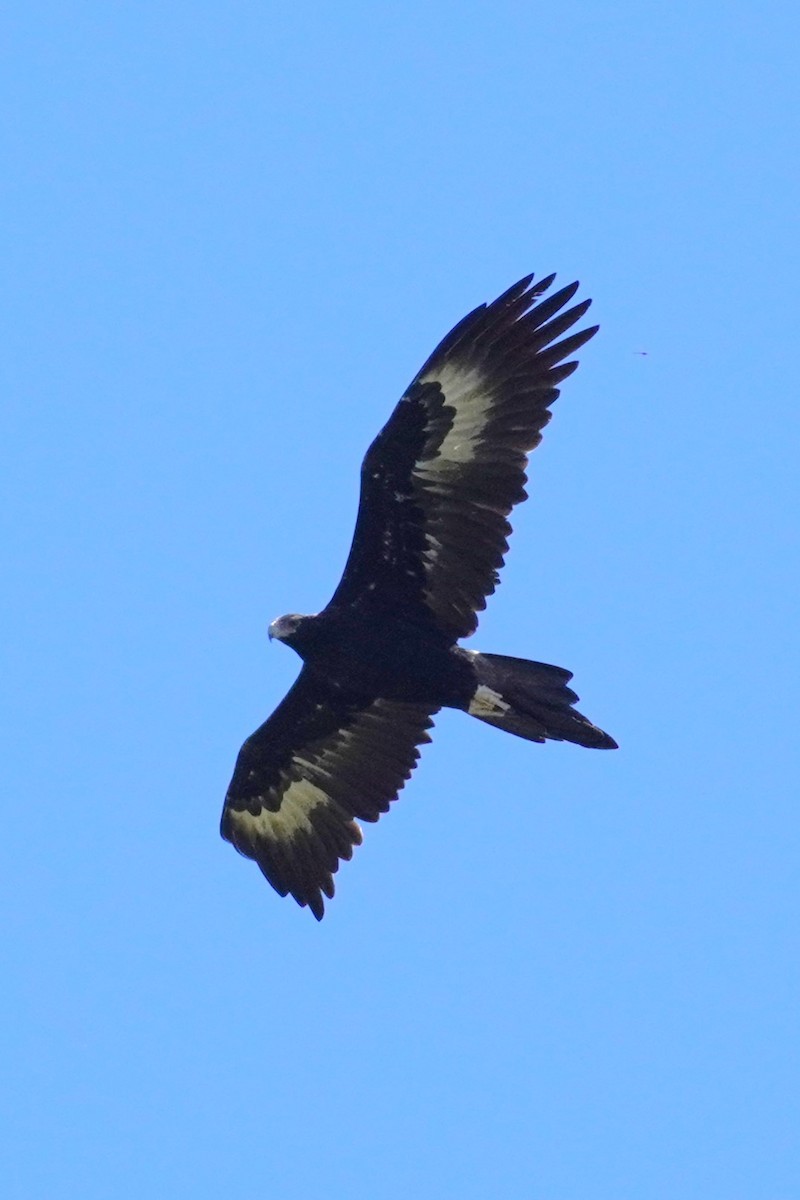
[221,667,437,919]
[327,273,598,639]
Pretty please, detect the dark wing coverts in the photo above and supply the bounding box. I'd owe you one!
[222,668,436,919]
[329,274,598,638]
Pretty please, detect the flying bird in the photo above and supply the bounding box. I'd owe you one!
[222,272,617,918]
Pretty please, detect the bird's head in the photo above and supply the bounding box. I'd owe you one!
[268,613,306,646]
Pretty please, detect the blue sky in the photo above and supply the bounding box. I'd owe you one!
[3,3,799,1197]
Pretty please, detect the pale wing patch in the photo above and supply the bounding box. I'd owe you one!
[419,362,492,465]
[226,776,354,844]
[468,684,510,718]
[414,363,501,613]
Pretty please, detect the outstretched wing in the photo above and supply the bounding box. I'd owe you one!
[221,668,437,919]
[327,273,598,639]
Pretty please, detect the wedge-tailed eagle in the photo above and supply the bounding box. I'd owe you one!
[222,272,617,918]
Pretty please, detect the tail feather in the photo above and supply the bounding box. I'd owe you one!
[466,652,617,750]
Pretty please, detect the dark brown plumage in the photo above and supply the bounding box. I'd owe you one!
[222,273,616,918]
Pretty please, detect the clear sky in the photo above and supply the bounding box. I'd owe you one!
[3,3,799,1197]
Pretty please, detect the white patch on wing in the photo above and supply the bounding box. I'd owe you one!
[419,362,493,465]
[423,533,443,563]
[468,685,510,718]
[229,777,332,842]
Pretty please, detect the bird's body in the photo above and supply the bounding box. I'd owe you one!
[271,609,473,707]
[222,272,617,918]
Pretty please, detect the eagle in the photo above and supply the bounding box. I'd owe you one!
[221,272,617,918]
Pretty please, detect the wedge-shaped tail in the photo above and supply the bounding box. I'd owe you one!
[466,652,617,749]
